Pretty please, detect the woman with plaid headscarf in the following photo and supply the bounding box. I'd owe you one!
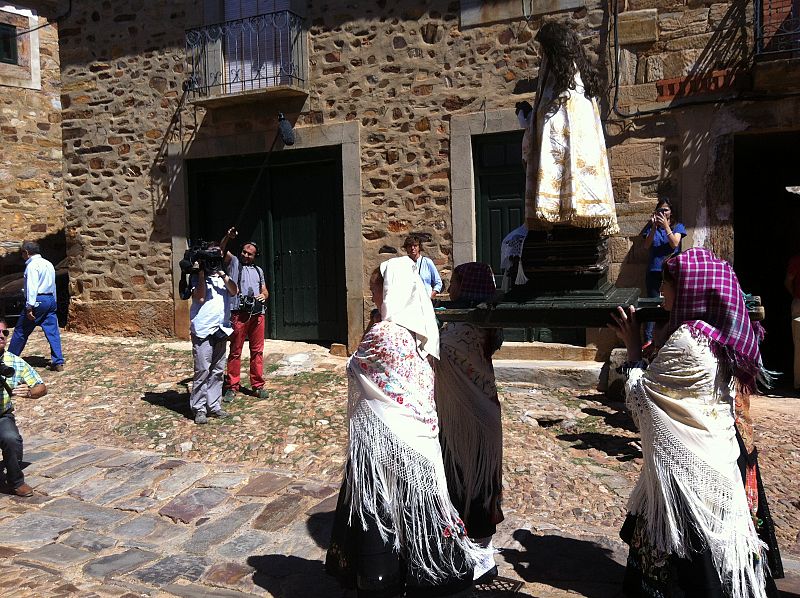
[435,262,504,583]
[609,248,782,598]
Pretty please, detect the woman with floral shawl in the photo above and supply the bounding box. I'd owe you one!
[327,256,484,597]
[609,247,782,598]
[435,262,504,583]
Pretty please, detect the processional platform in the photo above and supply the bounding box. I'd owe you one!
[437,227,763,328]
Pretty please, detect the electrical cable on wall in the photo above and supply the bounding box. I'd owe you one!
[7,0,71,38]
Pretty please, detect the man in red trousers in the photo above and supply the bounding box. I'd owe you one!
[221,228,269,401]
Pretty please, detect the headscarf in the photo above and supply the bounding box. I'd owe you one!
[380,256,440,359]
[664,247,766,393]
[453,262,496,304]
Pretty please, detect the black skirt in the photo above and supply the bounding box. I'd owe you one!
[620,430,782,598]
[326,477,473,597]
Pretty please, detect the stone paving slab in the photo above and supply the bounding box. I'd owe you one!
[39,448,120,478]
[3,513,75,545]
[183,503,263,555]
[14,542,93,566]
[236,472,293,498]
[41,497,129,530]
[158,487,229,523]
[130,553,212,585]
[61,530,118,553]
[83,548,159,579]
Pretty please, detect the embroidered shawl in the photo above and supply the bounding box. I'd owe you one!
[625,325,768,598]
[345,322,485,582]
[435,321,503,527]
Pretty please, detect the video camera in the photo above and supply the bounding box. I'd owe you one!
[178,241,225,300]
[179,241,224,275]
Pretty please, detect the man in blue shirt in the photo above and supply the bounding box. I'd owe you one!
[0,317,48,497]
[9,241,64,371]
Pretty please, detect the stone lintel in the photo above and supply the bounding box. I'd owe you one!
[460,0,585,28]
[617,9,658,45]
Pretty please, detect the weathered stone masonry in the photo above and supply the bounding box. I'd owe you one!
[54,0,800,344]
[0,4,63,274]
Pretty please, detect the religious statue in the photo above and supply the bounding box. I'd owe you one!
[523,21,618,235]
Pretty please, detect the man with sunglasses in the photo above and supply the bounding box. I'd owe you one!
[0,318,47,497]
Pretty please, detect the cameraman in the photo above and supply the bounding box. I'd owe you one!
[0,318,47,497]
[220,228,270,401]
[188,245,238,424]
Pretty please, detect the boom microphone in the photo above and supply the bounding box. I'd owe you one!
[278,113,295,146]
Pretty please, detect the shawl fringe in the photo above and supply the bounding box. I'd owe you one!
[345,398,486,583]
[436,349,502,524]
[626,369,768,598]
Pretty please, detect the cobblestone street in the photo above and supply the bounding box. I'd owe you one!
[1,331,798,597]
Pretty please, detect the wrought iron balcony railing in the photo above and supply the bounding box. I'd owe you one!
[756,0,800,57]
[185,10,307,101]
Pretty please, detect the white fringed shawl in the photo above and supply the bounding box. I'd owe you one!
[345,321,485,582]
[625,325,767,598]
[435,322,503,525]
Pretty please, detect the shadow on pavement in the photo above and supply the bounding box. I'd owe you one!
[555,430,642,462]
[141,390,193,420]
[502,529,625,598]
[247,554,349,597]
[22,355,50,369]
[306,508,335,550]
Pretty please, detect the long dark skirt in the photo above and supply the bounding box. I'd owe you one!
[621,431,781,598]
[326,477,473,597]
[440,437,504,540]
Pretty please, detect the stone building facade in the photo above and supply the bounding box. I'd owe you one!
[0,1,63,275]
[47,0,800,357]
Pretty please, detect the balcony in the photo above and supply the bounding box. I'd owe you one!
[756,0,800,58]
[185,10,307,107]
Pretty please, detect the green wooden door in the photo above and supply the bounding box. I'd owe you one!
[473,133,525,282]
[268,158,346,341]
[187,148,347,344]
[472,132,584,345]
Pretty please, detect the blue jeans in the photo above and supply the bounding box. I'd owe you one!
[9,294,64,365]
[644,270,662,343]
[0,412,25,489]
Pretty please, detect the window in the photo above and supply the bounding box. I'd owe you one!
[0,23,17,65]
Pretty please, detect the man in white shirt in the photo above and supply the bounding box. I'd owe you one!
[188,246,238,424]
[9,241,65,371]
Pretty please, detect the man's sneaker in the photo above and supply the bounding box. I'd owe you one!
[223,389,236,403]
[194,412,208,425]
[209,409,230,418]
[49,363,64,372]
[255,388,269,399]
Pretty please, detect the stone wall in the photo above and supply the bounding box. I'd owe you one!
[55,0,800,340]
[0,4,63,275]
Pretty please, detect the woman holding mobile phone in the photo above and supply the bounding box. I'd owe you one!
[641,197,686,349]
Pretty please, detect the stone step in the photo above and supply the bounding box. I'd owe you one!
[494,359,603,389]
[494,341,598,362]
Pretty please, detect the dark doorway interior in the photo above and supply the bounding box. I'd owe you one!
[187,146,347,345]
[734,131,800,386]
